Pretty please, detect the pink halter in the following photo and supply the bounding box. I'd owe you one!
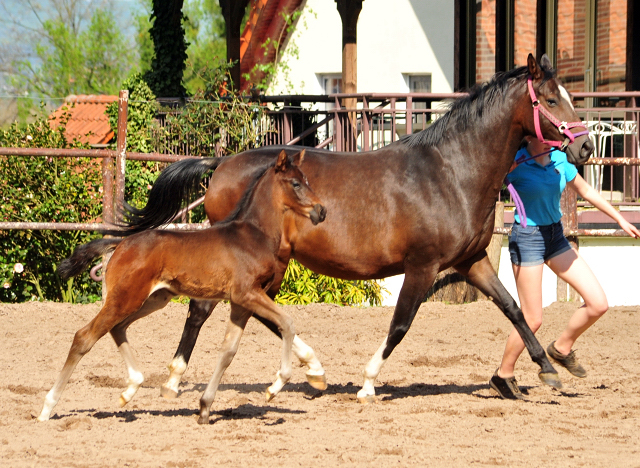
[527,77,588,150]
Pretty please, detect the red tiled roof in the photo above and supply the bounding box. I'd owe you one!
[49,95,118,146]
[240,0,303,92]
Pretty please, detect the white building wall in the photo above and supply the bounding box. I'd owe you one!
[381,238,640,308]
[268,0,454,95]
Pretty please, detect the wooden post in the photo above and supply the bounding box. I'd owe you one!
[220,0,251,89]
[336,0,363,146]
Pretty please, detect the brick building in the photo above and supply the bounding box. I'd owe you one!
[456,0,638,94]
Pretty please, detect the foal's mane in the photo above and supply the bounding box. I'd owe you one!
[401,65,555,148]
[219,162,276,224]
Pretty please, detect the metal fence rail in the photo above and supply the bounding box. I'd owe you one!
[1,91,640,236]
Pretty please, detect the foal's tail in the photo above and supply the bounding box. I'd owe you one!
[119,157,226,235]
[58,238,123,280]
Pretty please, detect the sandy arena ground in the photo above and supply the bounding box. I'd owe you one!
[0,299,639,467]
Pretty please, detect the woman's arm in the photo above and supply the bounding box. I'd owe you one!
[567,174,640,238]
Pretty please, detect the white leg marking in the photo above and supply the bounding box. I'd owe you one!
[162,356,188,399]
[292,335,327,391]
[356,338,388,402]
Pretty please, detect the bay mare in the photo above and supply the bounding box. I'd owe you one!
[123,54,594,403]
[38,150,327,424]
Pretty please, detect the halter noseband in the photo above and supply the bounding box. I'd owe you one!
[527,76,588,151]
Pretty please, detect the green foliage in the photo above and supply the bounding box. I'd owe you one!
[153,63,270,158]
[182,0,227,94]
[145,1,189,98]
[276,261,387,306]
[0,110,102,303]
[10,7,136,100]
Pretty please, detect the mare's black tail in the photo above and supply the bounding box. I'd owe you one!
[58,238,123,280]
[120,157,226,235]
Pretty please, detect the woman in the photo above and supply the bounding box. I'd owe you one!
[490,136,640,400]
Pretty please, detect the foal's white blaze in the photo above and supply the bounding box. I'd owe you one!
[559,85,574,111]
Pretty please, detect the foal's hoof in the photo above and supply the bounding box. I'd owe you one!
[160,385,178,399]
[197,414,209,425]
[306,373,328,391]
[538,371,563,389]
[265,388,277,402]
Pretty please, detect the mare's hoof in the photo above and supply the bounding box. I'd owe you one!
[197,415,209,425]
[538,372,562,389]
[160,385,178,399]
[356,394,376,404]
[306,373,327,391]
[118,395,129,407]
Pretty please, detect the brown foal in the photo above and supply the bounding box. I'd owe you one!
[37,150,326,425]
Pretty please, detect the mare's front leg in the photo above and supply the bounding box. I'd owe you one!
[357,263,438,403]
[112,289,174,406]
[162,299,219,399]
[454,251,561,388]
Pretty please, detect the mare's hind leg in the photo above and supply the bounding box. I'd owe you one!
[356,264,438,403]
[162,299,219,399]
[198,303,253,425]
[454,251,561,388]
[111,289,174,406]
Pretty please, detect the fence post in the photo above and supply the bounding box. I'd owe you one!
[558,189,580,301]
[102,89,129,300]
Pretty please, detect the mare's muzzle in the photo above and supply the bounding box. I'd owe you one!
[310,204,327,225]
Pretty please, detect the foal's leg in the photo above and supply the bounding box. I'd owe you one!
[111,289,174,406]
[356,264,438,403]
[38,302,130,421]
[198,303,253,425]
[454,251,561,388]
[198,295,296,425]
[167,287,325,396]
[162,299,219,399]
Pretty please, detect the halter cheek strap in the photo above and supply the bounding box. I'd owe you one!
[527,77,589,150]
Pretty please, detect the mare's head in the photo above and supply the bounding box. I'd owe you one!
[274,150,326,225]
[525,53,594,165]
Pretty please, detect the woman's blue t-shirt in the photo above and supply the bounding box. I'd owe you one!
[508,148,578,226]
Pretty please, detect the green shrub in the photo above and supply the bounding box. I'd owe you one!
[0,110,102,303]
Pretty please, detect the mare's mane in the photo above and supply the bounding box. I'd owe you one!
[401,65,556,148]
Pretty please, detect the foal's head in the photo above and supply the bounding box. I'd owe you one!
[525,53,594,165]
[273,150,326,225]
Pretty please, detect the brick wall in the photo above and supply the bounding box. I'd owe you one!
[514,0,537,67]
[474,0,627,92]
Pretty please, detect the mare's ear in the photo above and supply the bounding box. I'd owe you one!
[539,54,553,71]
[527,53,543,80]
[275,150,289,172]
[292,149,305,166]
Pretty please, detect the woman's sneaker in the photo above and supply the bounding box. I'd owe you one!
[547,341,587,378]
[489,370,524,400]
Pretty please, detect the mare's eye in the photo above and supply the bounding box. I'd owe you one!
[547,99,557,107]
[292,180,301,189]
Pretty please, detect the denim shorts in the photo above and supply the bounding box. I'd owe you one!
[508,221,572,266]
